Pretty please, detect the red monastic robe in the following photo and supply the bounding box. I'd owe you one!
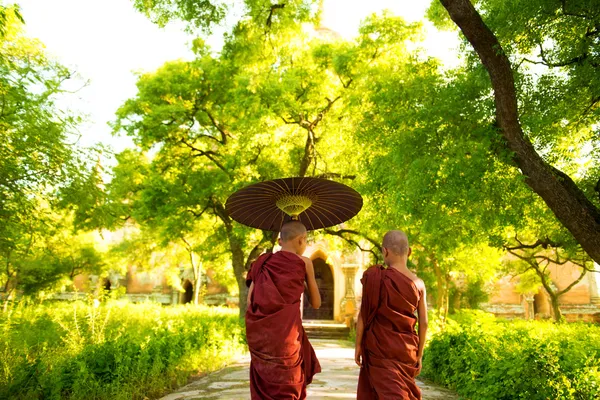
[245,251,321,400]
[357,265,422,400]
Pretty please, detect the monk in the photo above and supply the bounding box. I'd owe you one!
[355,230,428,400]
[245,221,322,400]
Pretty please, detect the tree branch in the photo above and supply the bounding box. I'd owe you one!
[201,108,230,144]
[323,228,382,263]
[313,173,356,180]
[186,204,210,219]
[211,199,232,229]
[266,3,285,27]
[180,138,233,179]
[558,268,587,296]
[505,236,561,251]
[533,254,569,266]
[537,44,594,67]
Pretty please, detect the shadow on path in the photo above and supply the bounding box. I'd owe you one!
[160,339,458,400]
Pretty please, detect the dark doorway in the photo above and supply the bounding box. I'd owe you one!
[182,280,193,304]
[303,258,334,320]
[103,278,111,291]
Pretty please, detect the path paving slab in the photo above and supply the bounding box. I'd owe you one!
[160,339,458,400]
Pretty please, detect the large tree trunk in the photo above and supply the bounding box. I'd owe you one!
[439,0,600,264]
[192,259,201,306]
[537,271,565,323]
[213,202,248,317]
[548,293,563,323]
[228,232,275,318]
[228,234,248,318]
[215,201,275,318]
[432,254,449,321]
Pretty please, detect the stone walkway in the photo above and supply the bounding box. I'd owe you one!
[160,340,458,400]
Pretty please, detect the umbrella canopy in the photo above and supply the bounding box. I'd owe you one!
[225,177,363,231]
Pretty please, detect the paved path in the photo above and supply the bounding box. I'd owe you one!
[160,340,458,400]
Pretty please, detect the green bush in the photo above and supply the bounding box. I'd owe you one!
[0,300,246,399]
[422,310,600,400]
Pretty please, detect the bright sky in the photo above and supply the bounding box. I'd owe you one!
[16,0,458,155]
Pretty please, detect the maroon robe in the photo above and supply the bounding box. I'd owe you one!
[357,265,421,400]
[245,251,321,400]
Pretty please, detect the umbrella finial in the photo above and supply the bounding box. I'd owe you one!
[276,194,313,218]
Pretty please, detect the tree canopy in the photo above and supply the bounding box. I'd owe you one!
[3,0,599,319]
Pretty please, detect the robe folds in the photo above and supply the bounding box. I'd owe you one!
[245,251,321,400]
[357,265,422,400]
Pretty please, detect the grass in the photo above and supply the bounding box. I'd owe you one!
[0,299,246,399]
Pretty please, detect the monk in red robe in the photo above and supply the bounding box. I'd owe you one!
[355,230,428,400]
[245,221,322,400]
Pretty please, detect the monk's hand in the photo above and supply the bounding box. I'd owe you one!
[415,359,422,377]
[355,344,362,367]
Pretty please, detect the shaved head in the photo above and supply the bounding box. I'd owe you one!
[280,221,307,242]
[382,230,409,256]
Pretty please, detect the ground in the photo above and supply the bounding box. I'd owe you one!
[160,339,458,400]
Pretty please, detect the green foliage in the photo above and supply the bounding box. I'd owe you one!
[354,33,512,309]
[0,301,245,399]
[0,5,86,219]
[425,1,455,31]
[1,203,108,299]
[450,278,490,311]
[132,0,320,33]
[132,0,227,32]
[0,3,102,298]
[18,241,104,296]
[0,3,23,36]
[423,310,600,400]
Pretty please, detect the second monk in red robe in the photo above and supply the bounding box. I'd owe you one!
[245,221,322,400]
[355,230,429,400]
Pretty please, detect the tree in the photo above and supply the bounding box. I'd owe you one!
[108,53,287,314]
[102,10,427,314]
[505,237,593,322]
[434,0,600,264]
[97,31,326,312]
[0,4,99,304]
[502,193,596,322]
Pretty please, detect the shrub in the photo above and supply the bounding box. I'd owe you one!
[422,310,600,400]
[0,300,246,399]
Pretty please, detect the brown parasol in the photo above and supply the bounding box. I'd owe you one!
[225,177,363,231]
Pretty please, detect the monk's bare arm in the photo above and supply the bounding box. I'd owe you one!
[354,310,365,367]
[303,257,321,309]
[247,281,254,310]
[416,281,428,371]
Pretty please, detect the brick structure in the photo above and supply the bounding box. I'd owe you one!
[483,262,600,322]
